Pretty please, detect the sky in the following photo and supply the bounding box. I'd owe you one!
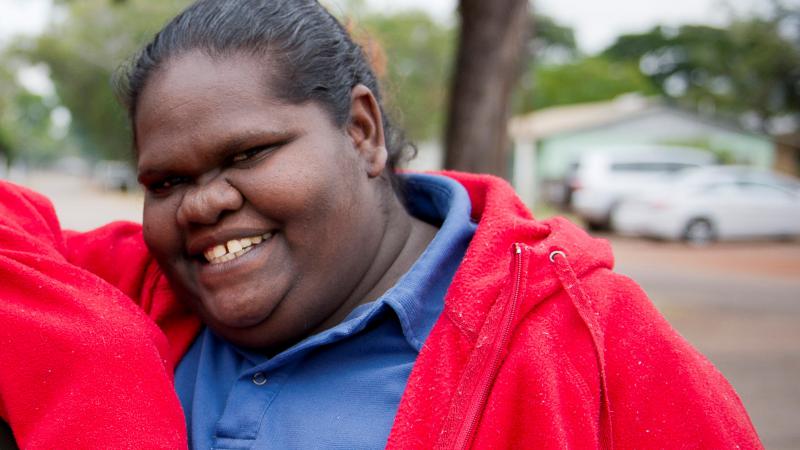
[0,0,51,42]
[341,0,774,53]
[0,0,778,53]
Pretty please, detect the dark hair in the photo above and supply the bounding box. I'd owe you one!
[116,0,412,195]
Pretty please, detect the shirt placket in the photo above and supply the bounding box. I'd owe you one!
[211,362,295,449]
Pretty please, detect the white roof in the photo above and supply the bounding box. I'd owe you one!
[509,93,656,140]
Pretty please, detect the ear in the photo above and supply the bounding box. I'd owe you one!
[347,84,387,178]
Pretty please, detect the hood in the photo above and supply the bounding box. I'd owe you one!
[436,171,615,338]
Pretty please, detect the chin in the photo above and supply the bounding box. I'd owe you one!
[213,323,293,355]
[200,295,274,329]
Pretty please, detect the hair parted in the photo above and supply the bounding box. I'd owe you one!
[116,0,413,194]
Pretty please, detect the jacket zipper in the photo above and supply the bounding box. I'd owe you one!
[450,243,524,449]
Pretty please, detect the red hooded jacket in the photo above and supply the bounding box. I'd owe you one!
[0,172,762,449]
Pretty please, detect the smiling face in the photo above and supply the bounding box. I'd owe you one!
[135,50,401,352]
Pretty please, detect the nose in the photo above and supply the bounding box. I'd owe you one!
[176,175,244,227]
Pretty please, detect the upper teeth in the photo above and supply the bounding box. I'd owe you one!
[203,233,272,264]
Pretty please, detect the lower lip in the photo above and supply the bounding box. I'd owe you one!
[196,235,275,284]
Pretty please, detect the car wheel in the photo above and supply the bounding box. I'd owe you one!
[586,220,610,232]
[683,218,715,246]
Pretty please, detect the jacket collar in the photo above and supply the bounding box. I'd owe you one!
[434,171,614,339]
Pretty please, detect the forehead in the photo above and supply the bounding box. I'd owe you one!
[134,51,292,170]
[136,49,280,131]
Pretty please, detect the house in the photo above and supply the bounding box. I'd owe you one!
[509,94,776,206]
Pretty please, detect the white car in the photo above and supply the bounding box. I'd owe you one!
[569,147,716,230]
[612,166,800,244]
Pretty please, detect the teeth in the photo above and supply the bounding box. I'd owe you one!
[204,245,227,261]
[226,239,243,253]
[202,232,272,264]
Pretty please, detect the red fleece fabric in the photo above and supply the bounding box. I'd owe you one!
[0,173,761,449]
[0,182,199,449]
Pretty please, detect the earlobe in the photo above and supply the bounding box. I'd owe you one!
[367,145,388,178]
[347,84,387,178]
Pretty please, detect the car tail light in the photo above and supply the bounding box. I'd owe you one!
[648,199,671,210]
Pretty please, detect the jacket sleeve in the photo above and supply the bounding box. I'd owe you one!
[0,180,195,448]
[586,268,763,449]
[62,222,200,365]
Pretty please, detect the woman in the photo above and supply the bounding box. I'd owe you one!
[0,0,762,448]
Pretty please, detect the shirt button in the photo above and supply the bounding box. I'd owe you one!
[251,372,268,386]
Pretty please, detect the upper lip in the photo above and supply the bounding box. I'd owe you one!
[186,228,274,257]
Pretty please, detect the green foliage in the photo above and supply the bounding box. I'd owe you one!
[354,11,583,140]
[513,14,656,113]
[26,0,191,162]
[602,10,800,131]
[24,2,452,153]
[11,90,59,161]
[602,26,671,62]
[0,51,59,166]
[0,59,17,164]
[516,56,657,112]
[529,14,578,64]
[356,11,455,142]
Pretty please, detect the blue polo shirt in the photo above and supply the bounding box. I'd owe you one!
[174,173,476,449]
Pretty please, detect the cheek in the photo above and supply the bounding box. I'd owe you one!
[241,155,343,220]
[237,158,357,269]
[142,200,181,259]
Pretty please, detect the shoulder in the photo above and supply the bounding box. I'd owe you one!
[0,180,64,255]
[511,244,761,447]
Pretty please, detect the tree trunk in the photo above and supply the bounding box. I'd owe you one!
[444,0,529,178]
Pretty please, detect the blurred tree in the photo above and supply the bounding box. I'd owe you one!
[11,90,59,163]
[519,57,657,111]
[528,14,578,65]
[26,0,190,162]
[357,11,586,142]
[603,5,800,133]
[0,52,58,168]
[357,11,455,143]
[513,15,656,113]
[444,0,529,178]
[0,60,17,168]
[29,1,452,161]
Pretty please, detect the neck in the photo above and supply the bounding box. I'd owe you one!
[312,192,438,333]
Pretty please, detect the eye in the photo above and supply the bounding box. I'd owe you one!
[147,175,190,196]
[230,143,281,165]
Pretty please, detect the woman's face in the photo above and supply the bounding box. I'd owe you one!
[135,50,391,351]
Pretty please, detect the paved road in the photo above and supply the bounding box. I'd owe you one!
[8,172,799,448]
[8,171,144,230]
